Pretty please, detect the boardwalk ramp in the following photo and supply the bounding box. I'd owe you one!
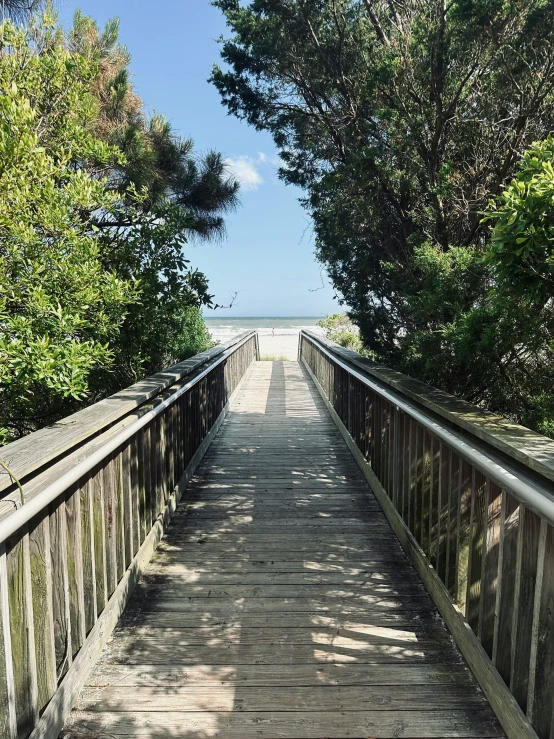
[6,330,554,739]
[62,361,502,738]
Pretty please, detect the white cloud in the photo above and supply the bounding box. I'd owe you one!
[224,156,264,191]
[257,152,281,167]
[224,152,282,192]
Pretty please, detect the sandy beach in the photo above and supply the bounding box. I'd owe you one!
[257,333,299,360]
[205,317,325,361]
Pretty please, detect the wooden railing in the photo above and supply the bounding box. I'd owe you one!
[0,331,258,739]
[300,329,554,739]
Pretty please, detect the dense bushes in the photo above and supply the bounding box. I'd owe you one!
[0,13,235,441]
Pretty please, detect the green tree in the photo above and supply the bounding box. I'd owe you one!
[211,0,554,432]
[0,0,43,20]
[0,11,238,441]
[70,12,239,389]
[483,136,554,307]
[0,17,137,441]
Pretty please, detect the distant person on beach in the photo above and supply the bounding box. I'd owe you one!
[272,328,275,336]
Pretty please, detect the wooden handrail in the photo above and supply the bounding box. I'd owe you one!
[300,329,553,739]
[0,332,258,739]
[301,329,554,485]
[0,331,254,501]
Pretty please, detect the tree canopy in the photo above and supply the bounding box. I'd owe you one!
[0,12,238,441]
[212,0,554,435]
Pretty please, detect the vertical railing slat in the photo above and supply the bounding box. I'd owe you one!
[0,542,16,739]
[436,443,449,583]
[28,512,56,707]
[526,520,554,739]
[511,505,541,713]
[479,481,503,657]
[7,528,39,737]
[50,500,72,679]
[65,488,86,656]
[80,479,97,634]
[467,470,488,633]
[130,437,141,557]
[493,492,519,683]
[121,444,134,570]
[115,453,126,581]
[91,469,107,616]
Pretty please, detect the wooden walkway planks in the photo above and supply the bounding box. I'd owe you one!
[63,361,504,739]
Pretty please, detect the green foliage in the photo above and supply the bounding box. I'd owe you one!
[0,0,43,20]
[0,12,238,441]
[0,18,137,441]
[483,137,554,305]
[212,0,554,436]
[68,12,240,392]
[169,306,216,360]
[317,314,370,356]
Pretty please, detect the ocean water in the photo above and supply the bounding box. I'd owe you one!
[204,316,325,342]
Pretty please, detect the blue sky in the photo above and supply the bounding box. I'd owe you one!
[58,0,341,317]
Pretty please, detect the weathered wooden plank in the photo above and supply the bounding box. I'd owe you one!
[436,444,450,583]
[420,430,432,556]
[428,436,440,567]
[103,458,121,594]
[511,505,541,713]
[105,624,453,649]
[479,481,502,658]
[154,416,165,521]
[129,436,141,557]
[88,661,473,687]
[493,492,519,683]
[150,553,408,568]
[28,512,56,709]
[90,468,107,616]
[101,638,461,666]
[121,444,133,570]
[147,419,157,527]
[65,710,503,738]
[527,520,554,738]
[118,608,450,631]
[134,581,427,600]
[467,471,488,633]
[113,453,126,583]
[65,488,86,657]
[0,543,16,739]
[6,529,38,738]
[456,460,473,615]
[142,426,152,535]
[77,683,490,712]
[141,567,417,585]
[50,499,72,679]
[159,532,406,548]
[137,430,147,545]
[79,480,97,635]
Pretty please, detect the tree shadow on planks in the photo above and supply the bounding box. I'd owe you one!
[61,361,503,739]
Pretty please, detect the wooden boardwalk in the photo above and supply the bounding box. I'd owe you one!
[64,361,504,739]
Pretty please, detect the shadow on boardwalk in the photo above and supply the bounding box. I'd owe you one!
[62,362,504,739]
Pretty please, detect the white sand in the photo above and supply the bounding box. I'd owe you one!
[257,334,299,361]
